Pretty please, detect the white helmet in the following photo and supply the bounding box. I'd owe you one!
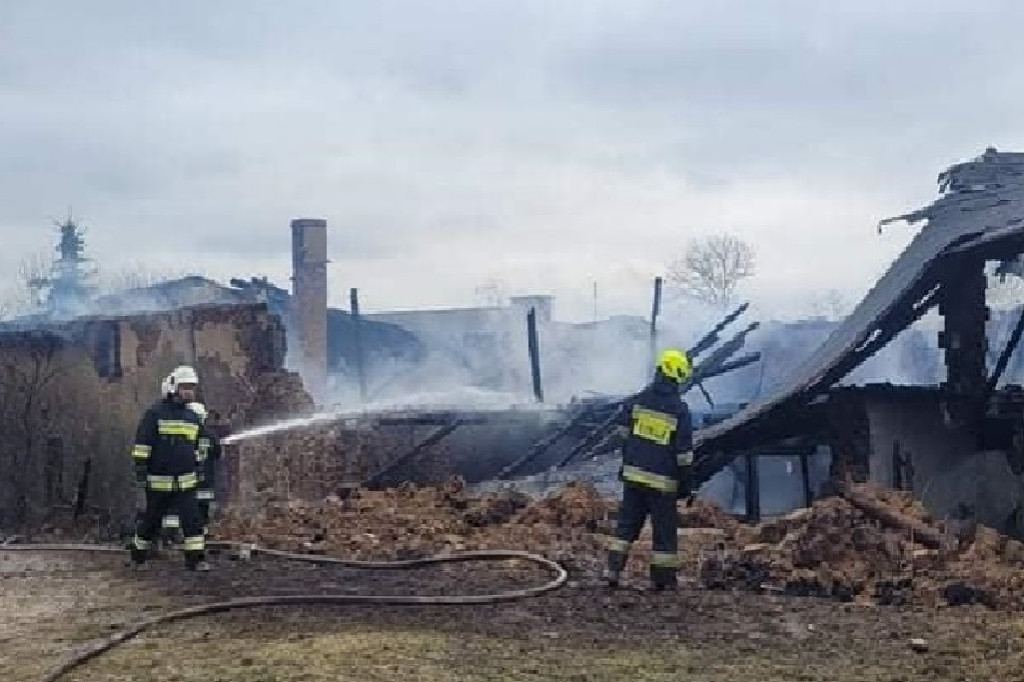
[160,374,173,397]
[187,401,208,422]
[167,365,199,391]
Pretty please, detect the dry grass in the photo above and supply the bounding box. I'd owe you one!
[6,551,1024,682]
[10,611,1024,682]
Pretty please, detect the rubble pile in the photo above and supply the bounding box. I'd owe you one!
[217,480,613,571]
[698,485,1024,608]
[216,481,1024,609]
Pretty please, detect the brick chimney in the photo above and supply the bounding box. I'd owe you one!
[290,218,328,403]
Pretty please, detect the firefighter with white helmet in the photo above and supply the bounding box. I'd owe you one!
[129,365,208,571]
[187,400,222,535]
[156,374,184,542]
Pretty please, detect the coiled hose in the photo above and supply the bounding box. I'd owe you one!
[0,541,568,682]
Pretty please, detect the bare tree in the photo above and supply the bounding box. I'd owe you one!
[0,332,63,524]
[17,251,51,309]
[667,234,755,308]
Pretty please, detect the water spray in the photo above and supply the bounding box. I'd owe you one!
[221,389,558,445]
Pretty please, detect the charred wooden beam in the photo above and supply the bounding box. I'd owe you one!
[554,405,625,469]
[840,486,944,549]
[363,419,464,489]
[800,450,813,508]
[495,406,601,480]
[744,452,760,523]
[688,302,750,360]
[699,352,762,381]
[527,308,544,402]
[986,302,1024,397]
[349,288,368,402]
[938,256,988,427]
[649,276,663,369]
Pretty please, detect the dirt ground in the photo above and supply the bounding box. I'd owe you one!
[3,547,1024,682]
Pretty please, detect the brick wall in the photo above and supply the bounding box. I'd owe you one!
[0,303,310,531]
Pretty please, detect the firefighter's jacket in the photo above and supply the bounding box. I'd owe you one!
[131,397,203,492]
[195,424,222,500]
[618,375,694,494]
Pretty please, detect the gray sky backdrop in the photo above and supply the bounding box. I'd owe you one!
[2,1,1023,321]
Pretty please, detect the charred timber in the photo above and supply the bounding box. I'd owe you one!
[363,419,464,489]
[688,302,750,360]
[840,486,945,549]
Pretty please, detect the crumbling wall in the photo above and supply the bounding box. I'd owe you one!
[0,303,310,531]
[862,390,1024,532]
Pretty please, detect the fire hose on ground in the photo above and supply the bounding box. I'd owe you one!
[0,541,569,682]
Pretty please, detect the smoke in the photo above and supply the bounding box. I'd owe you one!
[1,273,235,324]
[316,291,962,421]
[324,295,750,411]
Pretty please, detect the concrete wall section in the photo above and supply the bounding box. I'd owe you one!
[863,391,1024,532]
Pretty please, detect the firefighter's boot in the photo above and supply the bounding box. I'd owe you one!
[604,549,628,588]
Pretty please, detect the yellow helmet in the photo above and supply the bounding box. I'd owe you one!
[657,349,692,383]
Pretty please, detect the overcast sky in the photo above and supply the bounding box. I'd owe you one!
[2,1,1024,322]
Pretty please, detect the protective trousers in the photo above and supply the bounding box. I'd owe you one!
[196,488,215,534]
[606,483,679,588]
[131,489,205,568]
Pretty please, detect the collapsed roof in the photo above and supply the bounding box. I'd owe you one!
[693,148,1024,483]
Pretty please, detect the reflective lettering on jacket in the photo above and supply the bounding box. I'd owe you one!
[618,378,693,494]
[631,406,677,446]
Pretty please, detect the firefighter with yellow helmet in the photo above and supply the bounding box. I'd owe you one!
[129,365,208,571]
[604,349,694,591]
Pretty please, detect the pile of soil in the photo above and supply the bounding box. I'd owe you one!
[216,480,613,571]
[216,480,1024,609]
[696,486,1024,608]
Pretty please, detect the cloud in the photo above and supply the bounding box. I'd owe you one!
[1,1,1022,321]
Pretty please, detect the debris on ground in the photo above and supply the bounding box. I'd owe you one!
[215,480,1024,609]
[217,480,613,573]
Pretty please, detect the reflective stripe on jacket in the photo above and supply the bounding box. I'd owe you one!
[619,374,693,493]
[131,398,204,479]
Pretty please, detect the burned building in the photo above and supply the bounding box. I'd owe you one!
[693,148,1024,535]
[89,274,424,400]
[0,303,309,530]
